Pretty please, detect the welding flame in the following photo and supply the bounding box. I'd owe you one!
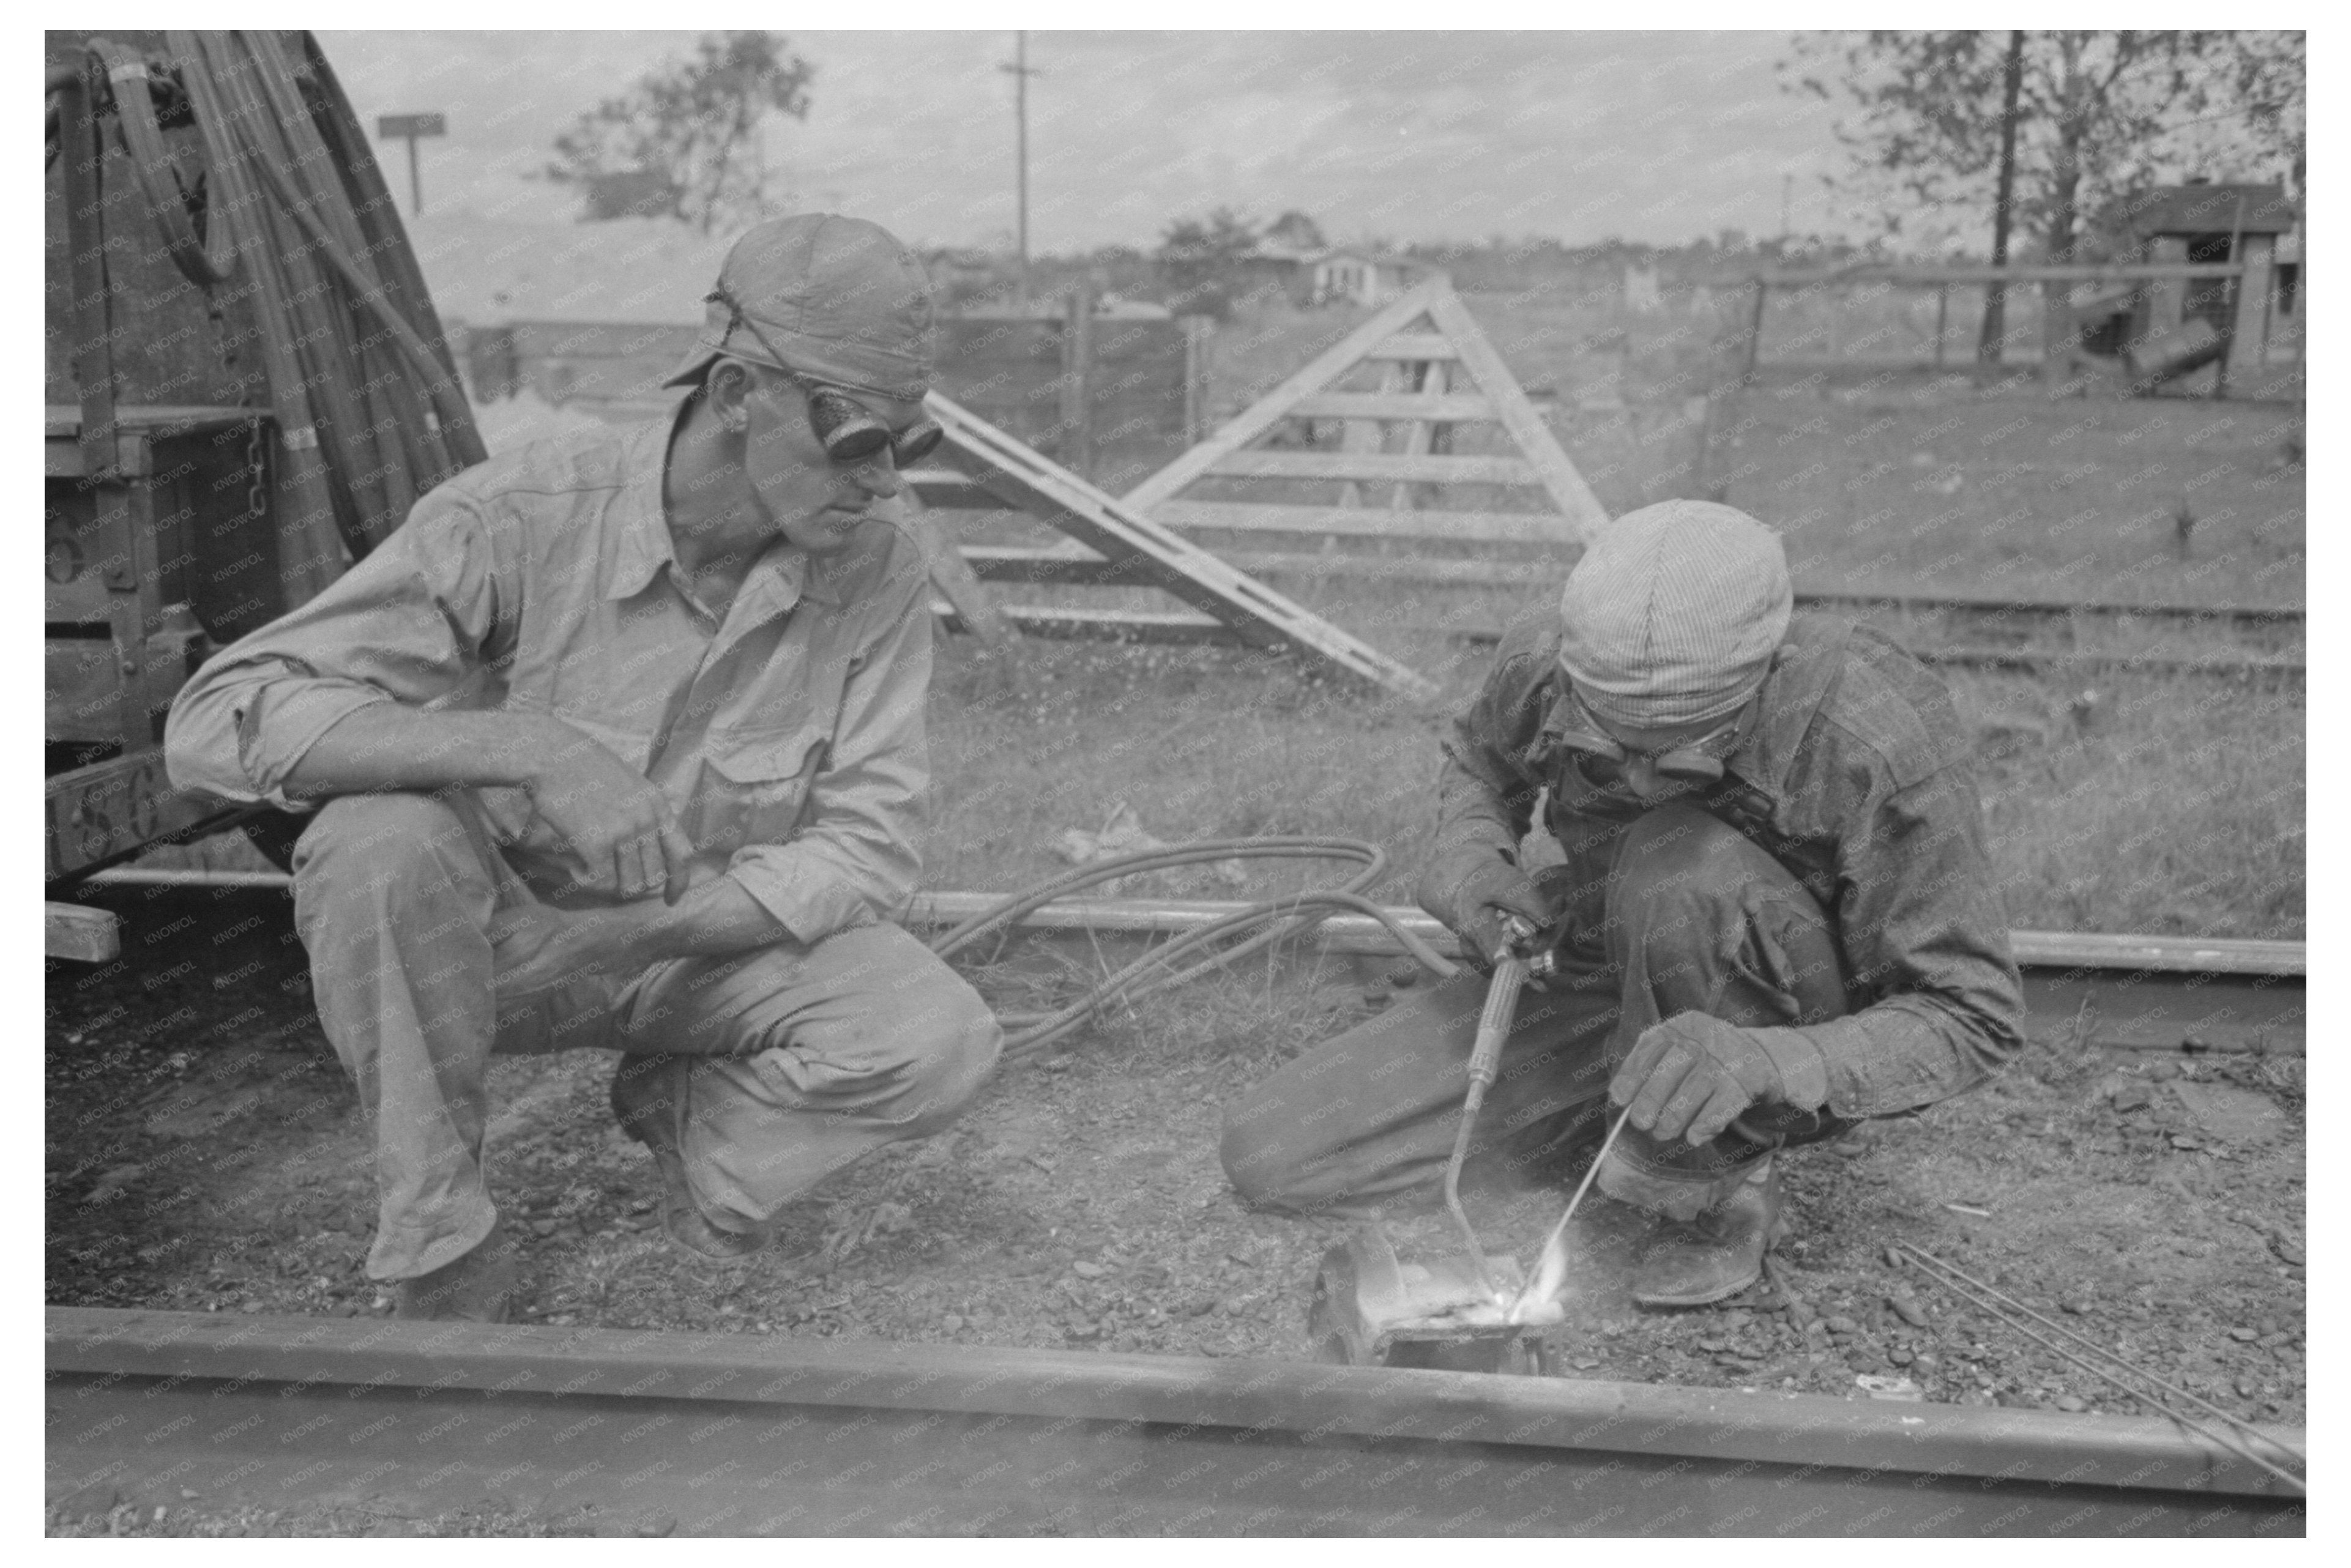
[1507,1228,1573,1325]
[1504,1103,1634,1326]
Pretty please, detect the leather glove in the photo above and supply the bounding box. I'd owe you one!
[1609,1012,1830,1146]
[1418,856,1556,968]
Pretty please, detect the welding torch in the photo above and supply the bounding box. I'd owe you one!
[1441,913,1556,1304]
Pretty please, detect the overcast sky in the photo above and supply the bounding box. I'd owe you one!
[318,31,1848,251]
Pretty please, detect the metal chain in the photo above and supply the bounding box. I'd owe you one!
[203,289,267,543]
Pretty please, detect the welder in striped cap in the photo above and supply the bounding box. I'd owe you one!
[1223,499,2024,1308]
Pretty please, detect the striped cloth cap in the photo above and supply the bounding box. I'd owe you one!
[1556,499,1793,727]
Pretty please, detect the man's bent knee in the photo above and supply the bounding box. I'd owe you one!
[292,791,490,912]
[896,984,1003,1137]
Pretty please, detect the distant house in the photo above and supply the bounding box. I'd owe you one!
[1305,248,1425,308]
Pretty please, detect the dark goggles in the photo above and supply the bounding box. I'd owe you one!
[707,286,944,467]
[1555,688,1757,785]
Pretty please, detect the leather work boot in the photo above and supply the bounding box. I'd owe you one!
[609,1053,766,1262]
[1630,1157,1789,1309]
[394,1222,520,1322]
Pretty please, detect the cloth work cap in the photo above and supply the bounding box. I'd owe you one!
[663,213,935,401]
[1556,499,1794,728]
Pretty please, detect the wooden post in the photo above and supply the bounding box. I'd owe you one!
[2224,234,2273,395]
[1060,282,1097,480]
[1181,315,1210,447]
[2039,280,2070,387]
[2145,238,2189,338]
[1740,278,1768,386]
[1934,285,1950,368]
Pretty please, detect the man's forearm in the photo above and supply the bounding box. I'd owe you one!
[280,704,583,800]
[576,874,793,967]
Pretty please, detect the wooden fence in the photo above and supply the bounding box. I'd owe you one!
[460,295,1208,487]
[1738,261,2301,399]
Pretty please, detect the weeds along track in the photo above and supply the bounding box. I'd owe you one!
[45,1305,2303,1536]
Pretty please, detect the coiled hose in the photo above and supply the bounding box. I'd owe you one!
[928,836,1460,1063]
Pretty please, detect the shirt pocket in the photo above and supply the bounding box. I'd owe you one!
[690,726,830,855]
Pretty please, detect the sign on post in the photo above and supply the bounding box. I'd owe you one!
[376,112,447,216]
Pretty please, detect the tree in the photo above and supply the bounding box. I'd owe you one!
[1264,210,1326,252]
[1786,31,2305,263]
[543,32,814,232]
[1155,207,1261,318]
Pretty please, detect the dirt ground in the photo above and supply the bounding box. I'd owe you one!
[46,881,2306,1463]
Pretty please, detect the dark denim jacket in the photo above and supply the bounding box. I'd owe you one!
[1426,611,2025,1118]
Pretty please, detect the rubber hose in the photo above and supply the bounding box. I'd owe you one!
[86,41,237,288]
[924,836,1459,1062]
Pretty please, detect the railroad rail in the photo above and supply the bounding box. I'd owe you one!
[70,875,2306,1054]
[45,1307,2304,1536]
[956,548,2305,634]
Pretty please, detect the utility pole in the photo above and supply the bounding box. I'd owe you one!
[999,32,1041,307]
[1779,173,1792,241]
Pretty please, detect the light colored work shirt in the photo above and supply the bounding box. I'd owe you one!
[165,400,935,943]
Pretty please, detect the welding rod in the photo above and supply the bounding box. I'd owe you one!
[1897,1244,2307,1468]
[1896,1244,2304,1493]
[1510,1101,1636,1322]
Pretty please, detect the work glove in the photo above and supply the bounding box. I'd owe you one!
[1418,856,1557,969]
[1609,1012,1831,1146]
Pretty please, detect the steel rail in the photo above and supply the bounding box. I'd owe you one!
[45,1307,2303,1537]
[73,874,2304,981]
[68,877,2306,1055]
[958,549,2305,632]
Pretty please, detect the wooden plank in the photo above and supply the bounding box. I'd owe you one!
[933,601,1235,645]
[1366,332,1461,360]
[1122,280,1454,515]
[1286,392,1495,420]
[45,404,258,447]
[1425,283,1611,541]
[926,394,1440,700]
[906,470,1002,510]
[45,902,120,964]
[1154,500,1573,544]
[1208,450,1540,484]
[44,749,229,881]
[1214,551,1558,585]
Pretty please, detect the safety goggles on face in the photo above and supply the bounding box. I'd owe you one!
[1555,688,1757,785]
[707,286,945,467]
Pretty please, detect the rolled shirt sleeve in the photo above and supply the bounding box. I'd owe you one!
[723,569,931,943]
[163,488,502,811]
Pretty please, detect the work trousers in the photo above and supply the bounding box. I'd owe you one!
[291,791,1002,1280]
[1221,804,1857,1223]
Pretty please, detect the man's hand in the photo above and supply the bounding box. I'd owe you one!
[524,729,697,904]
[1609,1013,1788,1146]
[1422,858,1557,968]
[490,904,648,1001]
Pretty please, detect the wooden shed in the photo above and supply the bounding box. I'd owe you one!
[2127,180,2299,385]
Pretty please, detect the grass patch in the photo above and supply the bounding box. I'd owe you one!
[930,628,2304,942]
